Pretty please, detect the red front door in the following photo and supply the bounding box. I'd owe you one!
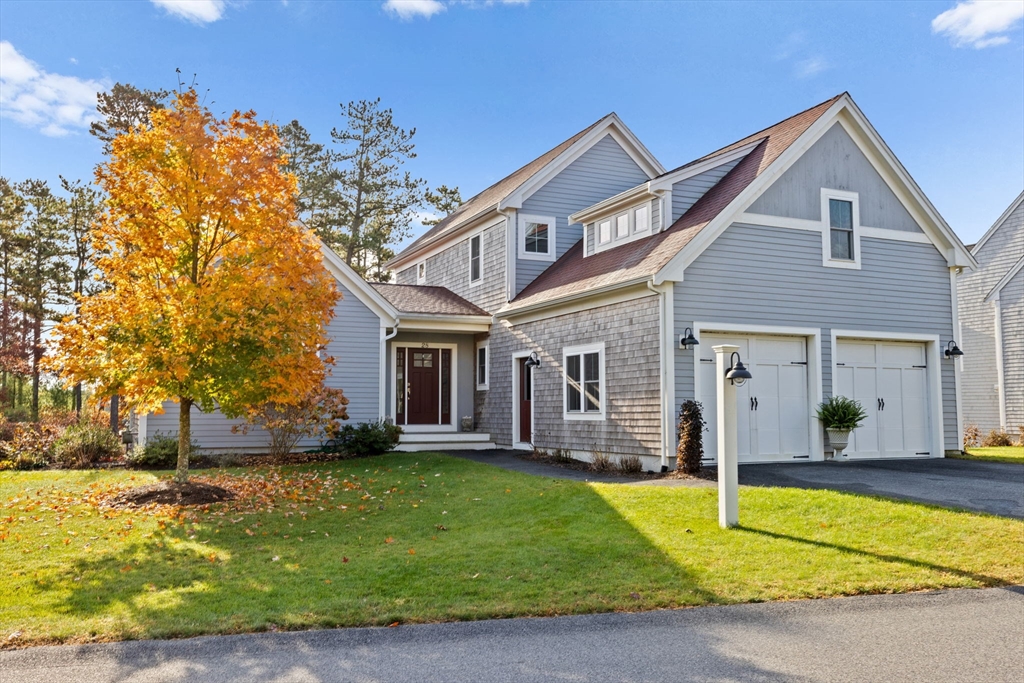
[407,349,439,424]
[519,357,532,444]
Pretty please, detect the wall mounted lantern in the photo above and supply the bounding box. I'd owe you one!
[679,327,700,350]
[524,351,541,369]
[944,341,964,359]
[725,351,752,386]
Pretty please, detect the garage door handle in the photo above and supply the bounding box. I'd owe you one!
[754,397,758,410]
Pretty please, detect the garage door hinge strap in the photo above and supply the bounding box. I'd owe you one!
[790,361,807,365]
[913,365,927,368]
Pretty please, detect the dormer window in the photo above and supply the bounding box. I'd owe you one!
[589,200,654,256]
[518,214,556,261]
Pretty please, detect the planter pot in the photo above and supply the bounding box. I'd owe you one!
[461,416,474,433]
[826,428,852,460]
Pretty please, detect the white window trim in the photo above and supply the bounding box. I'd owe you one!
[475,340,489,390]
[562,342,606,421]
[416,261,427,284]
[468,234,483,287]
[820,188,862,270]
[518,213,557,262]
[592,200,653,256]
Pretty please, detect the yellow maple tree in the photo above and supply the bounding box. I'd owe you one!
[49,89,339,483]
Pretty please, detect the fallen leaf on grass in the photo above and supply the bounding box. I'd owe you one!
[408,548,415,555]
[385,537,394,544]
[342,557,349,563]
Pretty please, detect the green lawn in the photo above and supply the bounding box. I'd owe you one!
[2,453,1021,647]
[954,447,1024,464]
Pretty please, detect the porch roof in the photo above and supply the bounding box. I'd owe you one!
[370,284,492,332]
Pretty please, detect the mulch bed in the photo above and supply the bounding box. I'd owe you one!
[110,481,236,507]
[517,451,720,482]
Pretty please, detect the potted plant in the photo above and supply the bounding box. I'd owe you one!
[815,396,868,460]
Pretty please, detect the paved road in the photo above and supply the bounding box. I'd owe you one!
[3,588,1022,682]
[739,458,1024,518]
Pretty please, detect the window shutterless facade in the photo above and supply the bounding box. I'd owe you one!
[829,199,854,260]
[563,342,605,420]
[417,261,426,283]
[476,341,488,390]
[518,214,556,261]
[469,234,482,284]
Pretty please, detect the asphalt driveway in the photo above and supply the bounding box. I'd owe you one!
[739,458,1024,518]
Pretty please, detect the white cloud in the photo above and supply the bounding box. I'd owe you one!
[0,41,107,137]
[150,0,226,24]
[384,0,446,20]
[69,57,78,65]
[795,57,829,78]
[932,0,1024,48]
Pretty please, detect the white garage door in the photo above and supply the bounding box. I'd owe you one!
[834,340,931,458]
[700,334,810,464]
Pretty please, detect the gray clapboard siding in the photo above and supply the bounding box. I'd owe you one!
[748,123,922,233]
[485,297,661,455]
[674,222,958,450]
[1000,267,1024,430]
[144,281,383,452]
[672,159,741,222]
[516,134,649,294]
[957,198,1024,432]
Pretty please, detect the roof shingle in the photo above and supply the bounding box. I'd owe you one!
[386,115,612,269]
[370,283,489,317]
[506,94,844,311]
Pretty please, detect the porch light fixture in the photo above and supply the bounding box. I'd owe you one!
[725,351,752,387]
[524,351,541,369]
[679,327,699,350]
[944,340,964,359]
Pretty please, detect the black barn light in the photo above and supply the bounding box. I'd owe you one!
[725,351,752,386]
[679,327,699,350]
[944,341,964,359]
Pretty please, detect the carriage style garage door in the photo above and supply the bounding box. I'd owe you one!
[700,334,810,464]
[834,340,931,458]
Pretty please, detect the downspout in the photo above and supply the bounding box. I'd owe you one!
[993,296,1007,430]
[648,279,673,471]
[380,320,399,421]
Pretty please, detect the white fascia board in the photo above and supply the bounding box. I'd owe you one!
[837,100,977,270]
[972,190,1024,255]
[387,210,504,273]
[984,255,1024,303]
[319,242,399,324]
[499,117,664,212]
[649,140,764,194]
[569,140,762,226]
[395,314,492,333]
[653,97,849,285]
[498,278,654,323]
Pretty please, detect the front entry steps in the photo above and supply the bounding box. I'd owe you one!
[396,431,496,452]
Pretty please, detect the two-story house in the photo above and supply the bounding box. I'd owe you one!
[142,93,976,469]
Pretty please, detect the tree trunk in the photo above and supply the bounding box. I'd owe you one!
[30,315,41,421]
[74,382,82,415]
[110,394,119,434]
[175,397,192,484]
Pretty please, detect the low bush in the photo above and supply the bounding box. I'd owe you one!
[52,423,122,468]
[982,429,1014,448]
[963,423,981,449]
[677,400,706,474]
[617,454,643,474]
[1017,426,1024,448]
[334,420,402,457]
[127,432,198,469]
[2,406,31,423]
[552,448,574,464]
[591,450,613,472]
[0,423,60,470]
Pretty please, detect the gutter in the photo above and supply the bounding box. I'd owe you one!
[647,279,674,472]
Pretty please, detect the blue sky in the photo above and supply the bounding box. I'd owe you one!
[1,0,1022,245]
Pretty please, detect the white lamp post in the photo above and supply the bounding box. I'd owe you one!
[714,344,752,528]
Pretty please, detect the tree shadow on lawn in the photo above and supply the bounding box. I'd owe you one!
[737,526,1009,587]
[24,472,814,682]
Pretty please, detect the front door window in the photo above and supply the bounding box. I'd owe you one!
[396,347,452,426]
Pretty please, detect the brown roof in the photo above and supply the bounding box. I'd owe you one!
[370,283,489,317]
[386,114,614,269]
[507,94,844,311]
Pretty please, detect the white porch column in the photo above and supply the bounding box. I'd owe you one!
[714,344,740,528]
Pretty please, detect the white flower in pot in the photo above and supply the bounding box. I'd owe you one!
[815,396,868,460]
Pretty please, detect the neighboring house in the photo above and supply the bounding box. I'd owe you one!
[957,191,1024,436]
[142,93,977,468]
